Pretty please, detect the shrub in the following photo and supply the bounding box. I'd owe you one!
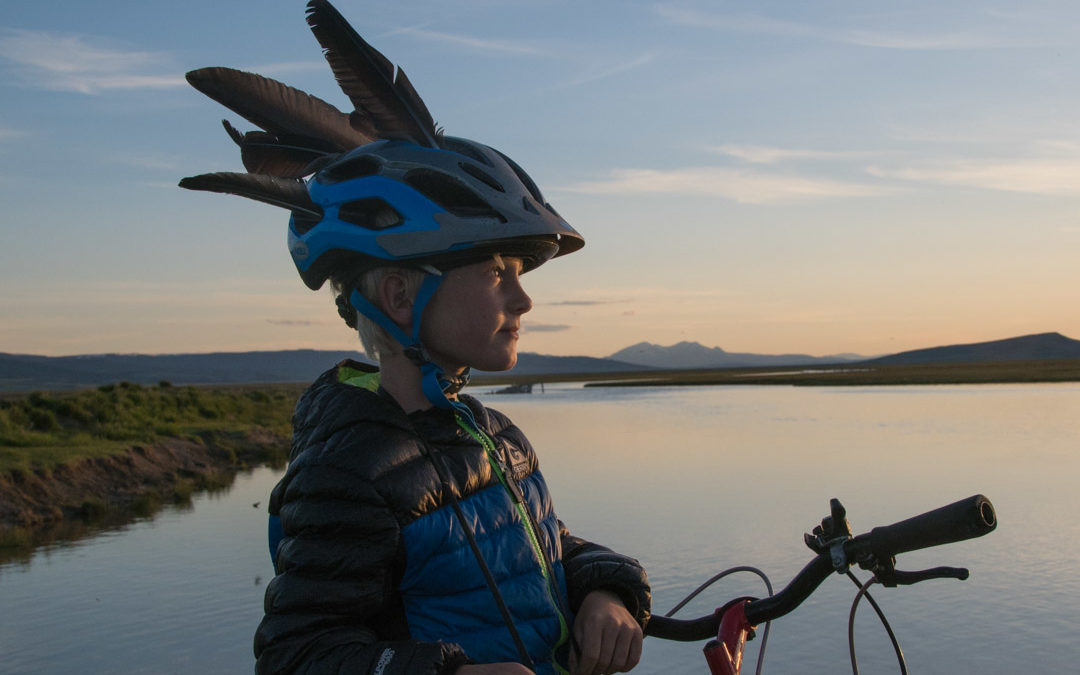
[28,408,59,433]
[27,391,51,408]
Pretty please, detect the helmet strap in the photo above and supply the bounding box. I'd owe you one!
[348,273,471,412]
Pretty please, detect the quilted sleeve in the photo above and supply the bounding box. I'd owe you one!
[560,523,652,628]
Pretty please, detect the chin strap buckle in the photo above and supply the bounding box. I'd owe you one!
[403,344,431,368]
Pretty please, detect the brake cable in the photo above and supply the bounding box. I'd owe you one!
[845,571,907,675]
[663,566,774,675]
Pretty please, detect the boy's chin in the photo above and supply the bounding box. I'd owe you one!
[474,351,518,373]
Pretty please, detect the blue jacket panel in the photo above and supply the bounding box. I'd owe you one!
[400,478,570,672]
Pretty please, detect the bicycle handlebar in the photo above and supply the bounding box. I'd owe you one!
[857,494,996,559]
[645,494,996,641]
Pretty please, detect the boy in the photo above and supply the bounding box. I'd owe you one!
[180,2,651,674]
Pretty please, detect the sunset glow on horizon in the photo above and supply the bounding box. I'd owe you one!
[2,1,1078,359]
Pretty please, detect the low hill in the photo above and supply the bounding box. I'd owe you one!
[0,350,362,392]
[865,332,1080,365]
[0,350,647,392]
[609,341,859,369]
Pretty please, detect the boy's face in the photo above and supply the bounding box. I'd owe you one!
[420,256,532,375]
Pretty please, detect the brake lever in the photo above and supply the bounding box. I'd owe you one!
[876,566,970,587]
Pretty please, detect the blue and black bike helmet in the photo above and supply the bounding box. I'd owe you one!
[290,136,583,291]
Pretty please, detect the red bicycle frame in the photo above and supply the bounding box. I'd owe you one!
[703,600,754,675]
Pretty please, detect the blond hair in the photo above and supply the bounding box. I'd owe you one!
[331,267,427,361]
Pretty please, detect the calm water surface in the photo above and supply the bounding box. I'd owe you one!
[2,383,1077,674]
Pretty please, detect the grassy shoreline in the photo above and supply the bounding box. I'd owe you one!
[0,382,299,558]
[0,381,303,474]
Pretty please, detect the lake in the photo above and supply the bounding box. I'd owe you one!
[2,383,1077,674]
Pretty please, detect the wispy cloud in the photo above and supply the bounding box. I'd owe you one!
[108,153,181,171]
[524,323,572,333]
[0,29,184,94]
[398,27,540,55]
[656,7,814,41]
[841,30,1011,51]
[561,51,658,87]
[546,300,621,307]
[868,158,1080,195]
[245,60,328,77]
[267,318,324,327]
[655,5,1031,51]
[710,144,865,164]
[562,167,888,203]
[0,125,27,142]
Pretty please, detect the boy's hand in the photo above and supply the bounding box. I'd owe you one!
[570,589,643,675]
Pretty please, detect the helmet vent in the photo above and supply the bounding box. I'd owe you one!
[460,162,505,193]
[493,149,543,203]
[337,198,404,230]
[521,197,539,214]
[291,209,322,235]
[404,169,506,221]
[441,137,493,166]
[318,154,382,184]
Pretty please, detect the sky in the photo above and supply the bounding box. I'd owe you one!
[1,0,1078,359]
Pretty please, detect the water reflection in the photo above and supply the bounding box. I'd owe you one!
[492,383,1080,674]
[0,476,224,569]
[0,467,282,674]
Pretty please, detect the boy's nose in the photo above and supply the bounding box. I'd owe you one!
[511,282,532,315]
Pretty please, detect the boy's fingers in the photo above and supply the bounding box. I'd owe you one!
[626,628,643,670]
[572,628,608,675]
[613,625,643,672]
[597,624,638,674]
[576,634,605,675]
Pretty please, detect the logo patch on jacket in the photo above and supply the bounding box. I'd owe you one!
[373,647,394,675]
[498,438,531,481]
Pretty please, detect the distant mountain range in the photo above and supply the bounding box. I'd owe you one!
[1,332,1077,392]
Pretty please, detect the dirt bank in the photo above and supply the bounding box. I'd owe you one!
[0,427,289,533]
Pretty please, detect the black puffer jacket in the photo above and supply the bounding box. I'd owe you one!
[254,361,650,675]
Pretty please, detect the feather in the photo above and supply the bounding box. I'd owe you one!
[178,172,321,217]
[186,67,371,152]
[239,134,332,178]
[222,119,245,146]
[305,0,441,147]
[224,126,335,178]
[223,119,333,177]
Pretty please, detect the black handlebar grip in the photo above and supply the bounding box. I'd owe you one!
[861,494,996,559]
[643,613,722,642]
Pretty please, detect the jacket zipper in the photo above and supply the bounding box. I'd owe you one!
[455,415,570,674]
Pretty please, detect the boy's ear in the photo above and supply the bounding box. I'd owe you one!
[376,272,414,331]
